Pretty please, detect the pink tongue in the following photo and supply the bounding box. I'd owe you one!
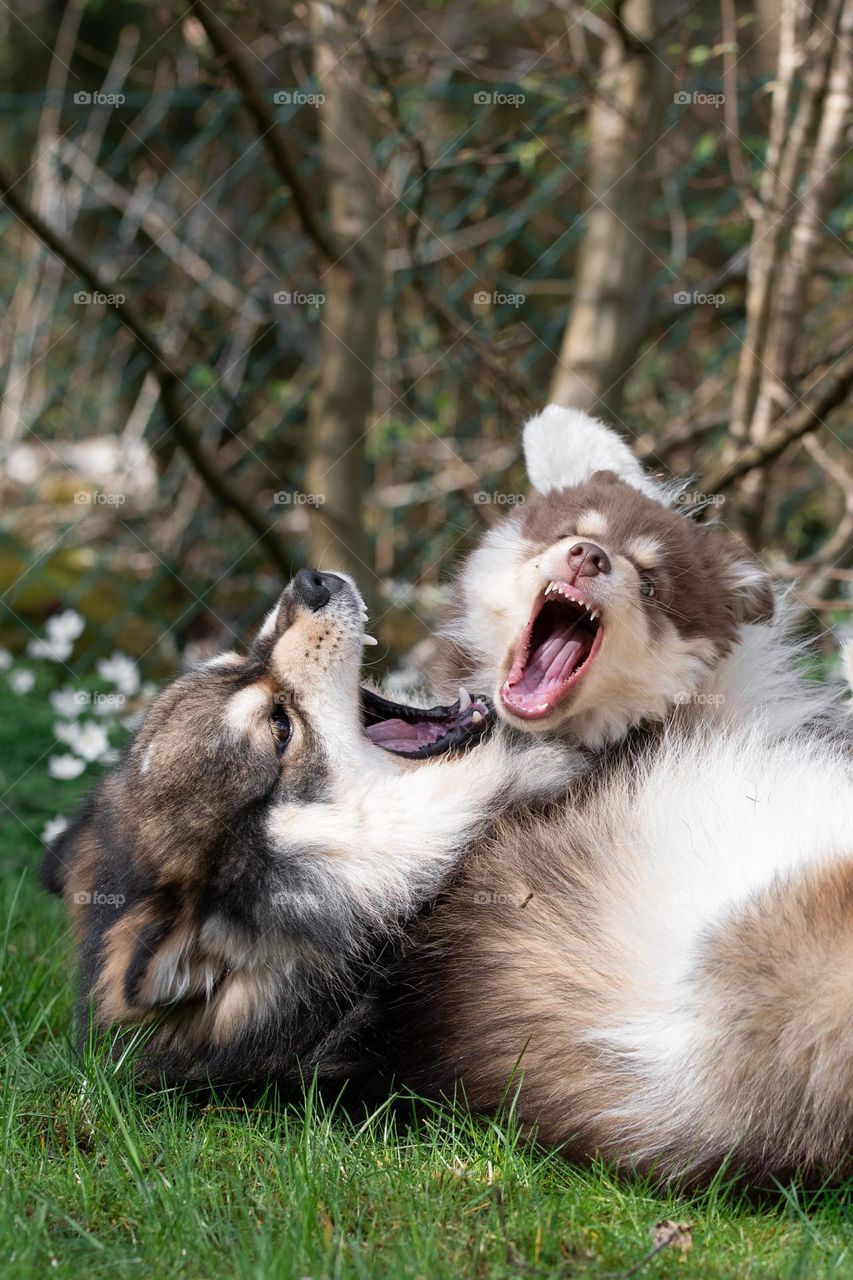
[516,625,589,694]
[365,718,445,753]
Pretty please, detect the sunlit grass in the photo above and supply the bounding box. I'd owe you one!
[1,681,851,1278]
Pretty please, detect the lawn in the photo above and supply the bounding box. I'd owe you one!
[1,674,851,1279]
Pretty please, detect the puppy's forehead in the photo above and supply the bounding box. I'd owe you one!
[521,479,689,557]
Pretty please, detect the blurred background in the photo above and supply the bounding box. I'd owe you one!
[1,0,851,687]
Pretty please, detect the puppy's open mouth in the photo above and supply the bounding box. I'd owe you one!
[500,582,603,719]
[361,687,494,758]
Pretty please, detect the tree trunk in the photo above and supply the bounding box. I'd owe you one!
[306,1,384,606]
[549,0,674,421]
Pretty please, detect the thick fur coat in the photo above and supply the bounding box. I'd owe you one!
[365,407,853,1183]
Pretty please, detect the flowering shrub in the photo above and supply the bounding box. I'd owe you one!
[1,609,156,843]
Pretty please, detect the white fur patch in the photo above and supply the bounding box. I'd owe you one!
[575,510,609,539]
[206,651,243,669]
[223,684,268,737]
[522,405,664,500]
[625,536,662,568]
[140,740,157,775]
[256,606,280,641]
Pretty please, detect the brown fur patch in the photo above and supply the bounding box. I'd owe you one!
[521,474,772,643]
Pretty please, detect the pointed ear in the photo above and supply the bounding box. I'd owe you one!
[522,405,664,499]
[719,546,776,624]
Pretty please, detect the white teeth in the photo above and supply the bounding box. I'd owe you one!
[362,634,378,646]
[458,686,472,711]
[471,710,483,724]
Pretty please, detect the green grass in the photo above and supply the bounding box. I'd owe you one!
[1,678,851,1279]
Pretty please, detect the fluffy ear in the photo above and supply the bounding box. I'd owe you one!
[721,550,776,624]
[522,405,663,500]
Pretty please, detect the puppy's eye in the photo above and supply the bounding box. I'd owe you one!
[639,576,656,599]
[270,705,292,752]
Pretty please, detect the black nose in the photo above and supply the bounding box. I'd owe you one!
[566,540,611,580]
[292,568,346,612]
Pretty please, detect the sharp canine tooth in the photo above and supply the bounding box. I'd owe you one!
[362,634,378,646]
[458,687,472,711]
[471,710,483,724]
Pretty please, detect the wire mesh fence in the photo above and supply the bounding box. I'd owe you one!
[1,47,851,681]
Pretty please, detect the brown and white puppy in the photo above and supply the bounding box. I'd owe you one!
[437,404,836,747]
[365,408,853,1184]
[41,567,576,1089]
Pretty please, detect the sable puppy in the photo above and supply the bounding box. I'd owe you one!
[42,567,576,1089]
[368,408,853,1184]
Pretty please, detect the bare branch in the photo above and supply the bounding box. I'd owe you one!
[0,162,294,573]
[188,0,341,263]
[704,345,853,492]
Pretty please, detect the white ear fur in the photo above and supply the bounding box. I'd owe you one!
[522,405,663,499]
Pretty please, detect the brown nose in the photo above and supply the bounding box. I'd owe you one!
[566,540,611,580]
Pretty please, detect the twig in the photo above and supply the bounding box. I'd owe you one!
[0,161,294,572]
[704,345,853,492]
[188,0,340,264]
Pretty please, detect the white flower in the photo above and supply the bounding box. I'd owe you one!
[46,609,85,644]
[97,651,140,697]
[50,686,87,718]
[48,754,86,780]
[27,636,73,663]
[93,692,125,717]
[42,816,69,844]
[54,720,78,745]
[0,647,12,670]
[59,720,111,762]
[9,669,35,694]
